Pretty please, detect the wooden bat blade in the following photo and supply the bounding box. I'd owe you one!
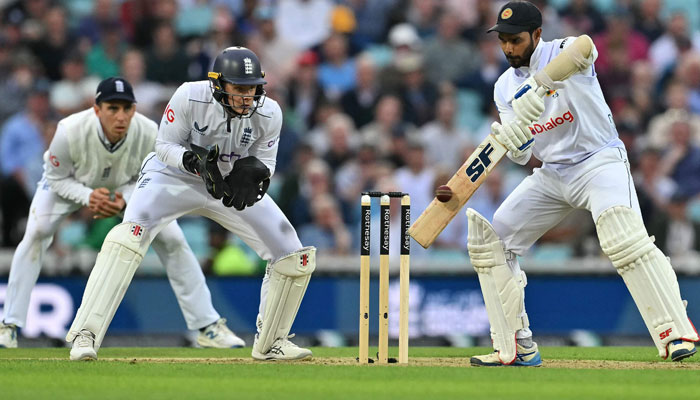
[408,134,507,248]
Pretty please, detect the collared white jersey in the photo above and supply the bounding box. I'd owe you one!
[154,80,282,178]
[494,37,623,165]
[43,108,157,206]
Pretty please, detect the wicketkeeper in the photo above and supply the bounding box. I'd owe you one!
[66,48,316,362]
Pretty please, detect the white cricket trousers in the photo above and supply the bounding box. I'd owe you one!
[1,178,220,331]
[124,157,303,319]
[492,146,640,339]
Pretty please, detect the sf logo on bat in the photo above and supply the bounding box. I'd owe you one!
[466,143,494,182]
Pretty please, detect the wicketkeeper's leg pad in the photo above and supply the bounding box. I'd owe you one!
[467,208,528,365]
[596,206,699,358]
[66,222,150,349]
[254,246,316,354]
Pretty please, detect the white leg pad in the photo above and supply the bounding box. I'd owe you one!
[467,209,527,364]
[254,246,316,354]
[596,206,699,358]
[66,222,149,349]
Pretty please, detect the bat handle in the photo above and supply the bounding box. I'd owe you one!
[518,138,534,151]
[514,84,549,99]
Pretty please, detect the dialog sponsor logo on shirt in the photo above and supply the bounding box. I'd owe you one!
[530,110,574,134]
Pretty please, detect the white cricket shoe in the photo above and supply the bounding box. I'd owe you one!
[0,322,17,348]
[197,318,245,348]
[251,334,313,361]
[470,342,542,367]
[668,339,697,362]
[70,329,97,361]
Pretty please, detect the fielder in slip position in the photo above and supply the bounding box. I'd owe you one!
[0,77,243,350]
[468,1,698,367]
[66,48,316,362]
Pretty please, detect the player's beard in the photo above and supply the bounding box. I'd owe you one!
[506,35,536,68]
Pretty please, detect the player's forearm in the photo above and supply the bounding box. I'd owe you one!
[155,139,188,171]
[536,35,595,89]
[46,176,93,206]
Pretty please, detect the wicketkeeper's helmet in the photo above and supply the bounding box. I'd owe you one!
[208,46,267,118]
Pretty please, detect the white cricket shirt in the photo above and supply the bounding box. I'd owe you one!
[154,81,282,177]
[494,36,623,165]
[43,108,158,206]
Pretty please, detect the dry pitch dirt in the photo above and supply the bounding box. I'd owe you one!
[80,357,700,369]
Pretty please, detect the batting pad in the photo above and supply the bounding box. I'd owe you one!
[597,206,699,358]
[66,222,150,349]
[467,209,527,364]
[254,246,316,354]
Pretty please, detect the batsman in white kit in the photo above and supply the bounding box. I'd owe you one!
[0,77,244,351]
[468,1,698,366]
[66,47,315,361]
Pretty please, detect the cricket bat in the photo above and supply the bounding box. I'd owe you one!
[409,134,508,248]
[408,35,594,248]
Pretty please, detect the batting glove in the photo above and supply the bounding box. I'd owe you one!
[492,120,534,157]
[512,77,546,125]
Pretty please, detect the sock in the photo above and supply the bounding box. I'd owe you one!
[517,337,533,348]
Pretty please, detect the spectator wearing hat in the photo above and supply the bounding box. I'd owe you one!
[394,51,439,127]
[0,81,52,246]
[378,23,423,94]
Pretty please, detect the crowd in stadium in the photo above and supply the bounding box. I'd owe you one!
[1,0,699,274]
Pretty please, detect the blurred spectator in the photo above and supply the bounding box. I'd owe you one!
[322,113,358,170]
[343,0,396,49]
[531,0,565,41]
[85,22,126,79]
[460,0,498,41]
[632,0,665,42]
[647,190,700,258]
[175,0,214,39]
[120,48,168,121]
[75,0,119,45]
[559,0,606,36]
[422,12,480,86]
[405,0,440,38]
[592,12,649,77]
[288,158,335,227]
[298,193,352,255]
[458,34,509,115]
[275,0,333,51]
[286,50,328,130]
[27,5,75,81]
[276,143,316,224]
[317,33,356,101]
[648,13,700,77]
[335,142,382,210]
[50,52,101,117]
[248,5,300,90]
[393,139,435,226]
[340,53,380,128]
[646,83,700,149]
[676,53,700,114]
[634,147,677,223]
[360,94,415,160]
[130,0,179,48]
[0,51,40,125]
[421,95,473,171]
[145,22,190,85]
[330,4,357,37]
[0,83,52,246]
[205,222,257,276]
[659,120,700,197]
[395,52,439,127]
[378,22,423,94]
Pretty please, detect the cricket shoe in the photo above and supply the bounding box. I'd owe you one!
[251,334,313,361]
[197,318,245,348]
[668,340,697,362]
[0,322,17,348]
[70,329,97,361]
[470,342,542,367]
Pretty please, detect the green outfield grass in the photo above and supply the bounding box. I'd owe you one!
[1,347,698,400]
